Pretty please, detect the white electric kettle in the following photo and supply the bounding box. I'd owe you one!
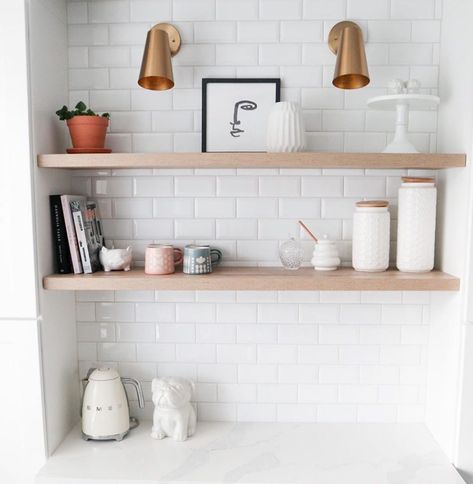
[81,368,145,441]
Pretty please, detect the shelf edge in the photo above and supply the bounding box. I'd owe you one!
[37,152,467,169]
[42,268,460,292]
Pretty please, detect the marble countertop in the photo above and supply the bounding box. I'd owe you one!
[36,421,464,484]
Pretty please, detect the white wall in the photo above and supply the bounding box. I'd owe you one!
[77,289,432,423]
[0,2,49,482]
[67,0,441,155]
[0,1,38,319]
[28,0,79,455]
[434,0,473,475]
[66,0,444,424]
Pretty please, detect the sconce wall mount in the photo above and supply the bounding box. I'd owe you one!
[138,23,181,91]
[328,21,369,90]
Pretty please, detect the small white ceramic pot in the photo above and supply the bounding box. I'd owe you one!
[266,101,305,152]
[311,238,341,271]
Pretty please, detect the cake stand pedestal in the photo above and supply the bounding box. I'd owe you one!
[367,94,440,153]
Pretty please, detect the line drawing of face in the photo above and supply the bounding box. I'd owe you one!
[229,100,257,137]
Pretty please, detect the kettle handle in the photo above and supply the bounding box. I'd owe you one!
[81,367,97,391]
[121,377,145,409]
[80,368,97,417]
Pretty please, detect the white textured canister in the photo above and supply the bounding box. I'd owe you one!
[266,101,305,152]
[396,177,437,272]
[352,200,390,272]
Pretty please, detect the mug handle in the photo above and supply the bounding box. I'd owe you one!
[173,248,183,265]
[210,249,222,266]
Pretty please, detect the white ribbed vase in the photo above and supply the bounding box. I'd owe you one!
[352,201,390,272]
[266,102,305,152]
[396,178,437,272]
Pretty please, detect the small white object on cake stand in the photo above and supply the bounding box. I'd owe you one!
[367,93,439,153]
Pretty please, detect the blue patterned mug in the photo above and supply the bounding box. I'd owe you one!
[183,245,222,274]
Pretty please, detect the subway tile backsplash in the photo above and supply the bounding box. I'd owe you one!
[69,0,442,423]
[77,290,431,423]
[72,169,436,267]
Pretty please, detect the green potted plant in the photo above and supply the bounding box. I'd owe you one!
[56,102,110,153]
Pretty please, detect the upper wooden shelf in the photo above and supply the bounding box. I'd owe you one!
[37,152,466,169]
[43,267,460,292]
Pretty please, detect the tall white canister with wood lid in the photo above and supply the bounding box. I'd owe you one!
[352,200,390,272]
[396,176,437,272]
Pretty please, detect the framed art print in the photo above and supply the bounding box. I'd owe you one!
[202,78,281,152]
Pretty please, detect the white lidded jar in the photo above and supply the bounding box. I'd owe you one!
[352,200,390,272]
[266,101,305,152]
[311,236,341,271]
[396,176,437,272]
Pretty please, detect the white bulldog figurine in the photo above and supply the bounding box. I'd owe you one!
[99,246,132,272]
[151,377,196,442]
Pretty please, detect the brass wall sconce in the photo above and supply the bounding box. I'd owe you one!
[328,21,369,89]
[138,23,181,91]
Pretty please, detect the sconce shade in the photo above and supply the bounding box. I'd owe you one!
[138,23,181,91]
[329,21,369,90]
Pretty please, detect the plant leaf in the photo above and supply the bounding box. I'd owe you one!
[56,101,104,120]
[55,105,70,120]
[75,101,87,113]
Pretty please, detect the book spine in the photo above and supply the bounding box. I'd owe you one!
[49,195,72,274]
[61,196,83,274]
[88,201,104,246]
[84,202,101,272]
[71,206,92,274]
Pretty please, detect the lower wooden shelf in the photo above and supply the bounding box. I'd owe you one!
[43,267,460,291]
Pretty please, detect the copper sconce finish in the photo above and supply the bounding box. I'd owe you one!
[138,23,181,91]
[328,21,369,90]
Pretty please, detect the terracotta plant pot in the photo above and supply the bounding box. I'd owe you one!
[66,116,109,149]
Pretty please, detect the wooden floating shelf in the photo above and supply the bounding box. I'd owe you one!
[43,267,460,292]
[37,152,466,169]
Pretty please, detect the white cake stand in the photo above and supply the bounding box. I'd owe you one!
[367,94,440,153]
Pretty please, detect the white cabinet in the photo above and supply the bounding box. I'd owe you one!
[0,1,38,319]
[0,320,45,483]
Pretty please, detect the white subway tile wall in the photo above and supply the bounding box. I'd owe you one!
[68,0,442,422]
[77,290,432,423]
[72,167,442,267]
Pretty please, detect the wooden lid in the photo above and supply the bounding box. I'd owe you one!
[402,176,435,183]
[356,200,389,208]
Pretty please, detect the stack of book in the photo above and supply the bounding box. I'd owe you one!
[49,195,104,274]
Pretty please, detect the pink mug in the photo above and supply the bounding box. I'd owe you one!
[145,244,183,275]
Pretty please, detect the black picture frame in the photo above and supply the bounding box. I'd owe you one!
[201,78,281,153]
